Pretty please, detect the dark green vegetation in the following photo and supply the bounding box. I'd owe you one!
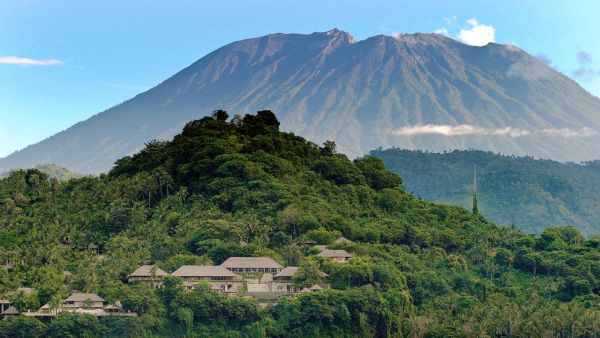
[4,29,600,174]
[372,149,600,236]
[1,112,599,337]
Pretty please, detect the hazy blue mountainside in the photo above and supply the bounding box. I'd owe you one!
[2,29,600,174]
[372,149,600,235]
[0,164,83,181]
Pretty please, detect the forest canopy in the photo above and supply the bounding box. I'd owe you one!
[0,111,598,337]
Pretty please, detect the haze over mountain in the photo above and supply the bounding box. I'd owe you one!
[2,28,600,174]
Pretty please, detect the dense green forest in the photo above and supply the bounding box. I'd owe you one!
[371,149,600,236]
[0,111,599,337]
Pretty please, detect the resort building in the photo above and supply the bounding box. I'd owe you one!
[1,306,19,318]
[22,296,136,318]
[220,257,284,274]
[63,293,105,309]
[318,249,353,263]
[127,265,169,286]
[334,236,353,244]
[171,265,242,291]
[0,299,11,313]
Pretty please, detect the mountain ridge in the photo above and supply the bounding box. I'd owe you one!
[2,28,600,173]
[372,148,600,235]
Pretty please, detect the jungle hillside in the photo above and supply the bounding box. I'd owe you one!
[0,111,599,337]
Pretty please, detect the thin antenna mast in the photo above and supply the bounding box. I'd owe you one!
[472,163,479,215]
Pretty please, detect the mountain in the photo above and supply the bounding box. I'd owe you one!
[0,164,83,181]
[372,148,600,235]
[1,112,598,336]
[2,29,600,174]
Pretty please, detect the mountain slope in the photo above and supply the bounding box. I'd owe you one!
[372,148,600,235]
[2,29,600,173]
[0,164,83,181]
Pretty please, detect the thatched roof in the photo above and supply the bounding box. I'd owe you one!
[65,293,104,302]
[274,266,299,278]
[318,249,353,258]
[0,299,11,304]
[16,287,35,295]
[172,265,237,278]
[104,304,121,310]
[2,306,20,315]
[309,284,324,291]
[334,237,352,243]
[220,257,283,269]
[127,265,169,278]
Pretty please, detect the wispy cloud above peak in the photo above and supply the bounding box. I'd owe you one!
[458,19,495,46]
[0,56,63,66]
[392,124,598,139]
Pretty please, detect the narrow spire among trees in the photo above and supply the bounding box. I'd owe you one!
[472,163,479,215]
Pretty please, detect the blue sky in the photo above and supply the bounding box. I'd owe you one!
[1,0,599,157]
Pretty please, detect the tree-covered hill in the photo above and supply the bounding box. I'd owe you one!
[0,111,599,337]
[371,148,600,236]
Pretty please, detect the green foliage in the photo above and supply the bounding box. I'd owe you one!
[372,148,600,235]
[0,112,598,336]
[292,258,325,288]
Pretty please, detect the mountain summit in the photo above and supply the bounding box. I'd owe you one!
[2,29,600,173]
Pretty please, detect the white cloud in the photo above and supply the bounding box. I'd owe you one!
[433,28,448,35]
[444,16,458,26]
[392,124,598,139]
[458,19,495,46]
[0,56,63,66]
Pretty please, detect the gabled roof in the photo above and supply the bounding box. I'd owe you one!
[309,284,324,291]
[220,257,283,269]
[16,287,34,295]
[2,306,20,315]
[40,304,51,309]
[65,293,104,302]
[0,299,11,304]
[172,265,237,278]
[104,304,121,310]
[334,237,352,243]
[274,266,299,278]
[318,249,353,258]
[127,265,169,278]
[314,245,328,252]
